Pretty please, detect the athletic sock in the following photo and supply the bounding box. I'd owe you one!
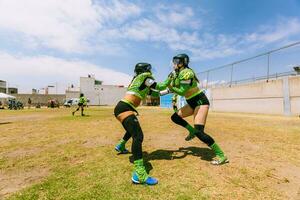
[133,159,149,183]
[210,143,225,158]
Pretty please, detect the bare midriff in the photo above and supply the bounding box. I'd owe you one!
[185,87,200,99]
[116,94,141,123]
[123,94,141,108]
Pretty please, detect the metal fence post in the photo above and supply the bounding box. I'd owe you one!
[206,71,210,89]
[267,53,270,82]
[230,64,234,87]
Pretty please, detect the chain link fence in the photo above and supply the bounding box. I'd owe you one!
[197,41,300,88]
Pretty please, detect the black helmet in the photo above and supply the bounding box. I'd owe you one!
[173,53,189,66]
[80,93,84,97]
[134,63,152,75]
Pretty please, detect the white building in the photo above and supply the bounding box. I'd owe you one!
[0,80,6,93]
[66,75,127,106]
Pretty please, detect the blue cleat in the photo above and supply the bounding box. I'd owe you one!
[115,144,129,154]
[131,172,158,185]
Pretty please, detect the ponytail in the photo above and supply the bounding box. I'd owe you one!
[185,66,199,83]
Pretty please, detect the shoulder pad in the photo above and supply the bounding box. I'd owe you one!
[179,68,194,80]
[139,72,153,79]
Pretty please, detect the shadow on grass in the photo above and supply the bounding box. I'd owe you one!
[129,146,215,173]
[0,122,12,125]
[145,147,215,162]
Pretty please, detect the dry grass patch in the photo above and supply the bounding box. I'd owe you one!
[0,107,299,200]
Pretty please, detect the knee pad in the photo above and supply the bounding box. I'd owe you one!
[122,115,144,143]
[194,125,214,146]
[171,112,188,127]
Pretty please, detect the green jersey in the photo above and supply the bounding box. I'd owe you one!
[169,68,201,99]
[123,72,170,108]
[79,96,87,105]
[127,72,154,100]
[126,72,171,100]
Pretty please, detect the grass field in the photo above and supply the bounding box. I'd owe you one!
[0,107,300,200]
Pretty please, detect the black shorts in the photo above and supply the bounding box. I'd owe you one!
[186,92,210,110]
[78,103,83,106]
[114,101,137,117]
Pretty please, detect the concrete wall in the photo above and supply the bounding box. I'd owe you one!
[97,85,127,105]
[209,75,300,116]
[65,91,80,100]
[14,94,66,106]
[80,77,127,106]
[289,76,300,115]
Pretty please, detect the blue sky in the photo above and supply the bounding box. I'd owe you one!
[1,0,300,93]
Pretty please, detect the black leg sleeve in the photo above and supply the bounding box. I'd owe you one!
[171,112,188,127]
[194,124,215,146]
[122,115,143,160]
[81,106,84,115]
[122,132,131,141]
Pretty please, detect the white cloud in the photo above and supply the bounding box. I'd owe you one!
[0,0,141,53]
[0,0,299,61]
[96,0,141,24]
[191,17,300,60]
[0,52,131,93]
[154,4,201,29]
[245,18,300,43]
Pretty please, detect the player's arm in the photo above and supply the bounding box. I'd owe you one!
[144,77,172,92]
[168,82,191,96]
[168,70,194,96]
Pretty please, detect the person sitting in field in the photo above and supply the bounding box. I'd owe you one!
[72,93,87,116]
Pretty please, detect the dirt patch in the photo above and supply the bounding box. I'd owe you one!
[81,136,115,148]
[274,164,300,200]
[0,148,42,159]
[0,167,49,199]
[0,114,55,123]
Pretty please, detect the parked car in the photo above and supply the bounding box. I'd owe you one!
[63,98,80,107]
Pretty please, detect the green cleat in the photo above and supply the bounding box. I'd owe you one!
[211,155,229,165]
[132,159,158,185]
[115,139,129,154]
[210,143,229,165]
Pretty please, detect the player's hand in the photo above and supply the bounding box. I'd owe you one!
[159,89,170,96]
[168,71,176,79]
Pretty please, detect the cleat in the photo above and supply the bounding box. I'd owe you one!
[211,156,229,165]
[115,144,129,154]
[185,133,196,141]
[131,172,158,185]
[72,112,75,116]
[210,143,228,165]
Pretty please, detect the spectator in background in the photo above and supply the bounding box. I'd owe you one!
[28,98,32,109]
[72,93,87,116]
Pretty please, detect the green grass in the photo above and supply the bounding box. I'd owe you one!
[0,107,300,199]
